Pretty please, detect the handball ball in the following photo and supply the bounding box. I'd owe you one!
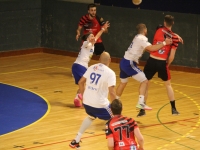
[132,0,142,5]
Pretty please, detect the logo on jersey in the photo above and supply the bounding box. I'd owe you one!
[130,145,137,150]
[111,120,128,126]
[119,142,125,147]
[157,41,165,54]
[93,66,98,71]
[158,49,165,54]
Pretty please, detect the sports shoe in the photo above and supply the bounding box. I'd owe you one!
[172,108,180,115]
[74,98,82,107]
[69,139,80,149]
[136,103,152,110]
[137,109,146,117]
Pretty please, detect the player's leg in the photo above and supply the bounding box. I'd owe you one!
[94,42,105,55]
[69,104,97,149]
[158,60,180,115]
[72,63,87,107]
[137,57,157,117]
[133,72,151,110]
[137,80,150,117]
[116,60,129,99]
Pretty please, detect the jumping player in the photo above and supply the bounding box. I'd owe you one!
[105,99,144,150]
[76,3,108,55]
[72,22,110,107]
[69,52,116,149]
[116,23,172,110]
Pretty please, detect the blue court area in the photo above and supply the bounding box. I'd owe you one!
[0,83,48,135]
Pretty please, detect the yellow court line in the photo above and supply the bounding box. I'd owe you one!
[152,80,200,89]
[0,82,51,137]
[156,88,200,149]
[0,66,71,75]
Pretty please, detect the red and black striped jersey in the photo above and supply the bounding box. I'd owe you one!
[78,14,105,43]
[150,26,179,59]
[105,115,138,150]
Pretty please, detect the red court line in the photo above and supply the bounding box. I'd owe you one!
[21,117,198,150]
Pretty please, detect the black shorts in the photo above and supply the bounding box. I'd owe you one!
[143,57,171,81]
[94,42,105,55]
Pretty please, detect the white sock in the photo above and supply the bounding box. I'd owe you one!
[75,132,82,143]
[75,117,93,142]
[138,95,144,104]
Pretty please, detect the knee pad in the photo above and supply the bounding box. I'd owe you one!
[132,72,147,83]
[120,78,129,83]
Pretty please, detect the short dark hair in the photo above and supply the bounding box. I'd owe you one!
[81,32,91,41]
[136,23,146,34]
[88,3,96,10]
[110,99,122,115]
[164,15,174,27]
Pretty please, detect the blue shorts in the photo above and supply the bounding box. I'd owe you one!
[83,104,112,120]
[119,58,142,78]
[72,63,87,84]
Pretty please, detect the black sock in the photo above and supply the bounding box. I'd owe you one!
[170,100,176,109]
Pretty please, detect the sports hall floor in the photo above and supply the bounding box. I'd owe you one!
[0,53,200,150]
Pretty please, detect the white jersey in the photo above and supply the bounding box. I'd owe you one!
[74,41,94,68]
[83,63,116,108]
[124,34,151,63]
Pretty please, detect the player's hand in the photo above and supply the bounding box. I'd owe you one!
[76,34,80,41]
[165,38,172,45]
[102,21,110,30]
[174,33,184,44]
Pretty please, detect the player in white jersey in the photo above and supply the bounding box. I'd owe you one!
[72,21,110,107]
[116,23,172,111]
[69,52,116,149]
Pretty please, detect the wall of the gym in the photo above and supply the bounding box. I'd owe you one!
[0,0,41,52]
[41,1,200,68]
[0,0,200,68]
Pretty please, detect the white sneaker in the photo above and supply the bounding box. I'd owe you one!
[136,103,152,110]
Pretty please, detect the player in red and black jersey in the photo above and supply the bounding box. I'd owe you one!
[106,99,144,150]
[76,3,108,55]
[137,15,183,117]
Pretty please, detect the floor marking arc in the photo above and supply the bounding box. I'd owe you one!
[155,80,200,149]
[0,82,51,137]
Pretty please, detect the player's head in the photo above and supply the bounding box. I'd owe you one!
[110,99,122,115]
[99,52,111,66]
[82,32,94,41]
[88,3,96,18]
[136,23,147,36]
[164,15,174,27]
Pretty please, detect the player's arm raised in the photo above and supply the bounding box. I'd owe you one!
[76,25,82,41]
[145,38,172,51]
[94,21,110,41]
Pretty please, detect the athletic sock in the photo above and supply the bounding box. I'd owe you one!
[138,95,145,104]
[75,132,82,143]
[170,100,176,109]
[75,117,93,142]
